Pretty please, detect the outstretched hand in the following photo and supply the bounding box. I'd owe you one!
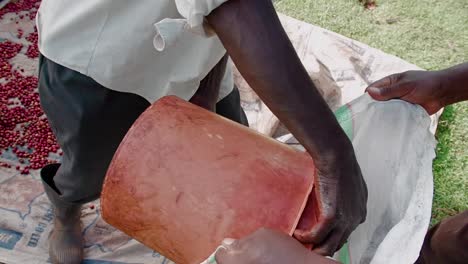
[367,63,468,114]
[215,228,339,264]
[366,70,446,114]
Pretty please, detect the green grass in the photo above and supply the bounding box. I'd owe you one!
[275,0,468,224]
[431,103,468,224]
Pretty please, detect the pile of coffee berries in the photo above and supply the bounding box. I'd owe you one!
[0,0,61,174]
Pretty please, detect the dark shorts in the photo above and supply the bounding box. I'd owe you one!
[38,55,248,203]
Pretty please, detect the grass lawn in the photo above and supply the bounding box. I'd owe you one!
[274,0,467,224]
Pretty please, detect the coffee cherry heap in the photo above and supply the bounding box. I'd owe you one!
[0,0,61,174]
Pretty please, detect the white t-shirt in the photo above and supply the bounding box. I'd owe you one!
[36,0,234,103]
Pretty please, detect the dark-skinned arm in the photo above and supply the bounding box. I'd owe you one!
[367,62,468,115]
[190,54,229,111]
[207,0,367,256]
[215,228,340,264]
[439,62,468,106]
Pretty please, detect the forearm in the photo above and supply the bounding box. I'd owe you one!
[208,0,351,161]
[439,62,468,106]
[190,54,229,109]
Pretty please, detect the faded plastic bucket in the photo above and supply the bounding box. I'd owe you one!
[101,96,316,264]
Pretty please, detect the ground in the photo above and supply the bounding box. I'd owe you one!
[275,0,468,224]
